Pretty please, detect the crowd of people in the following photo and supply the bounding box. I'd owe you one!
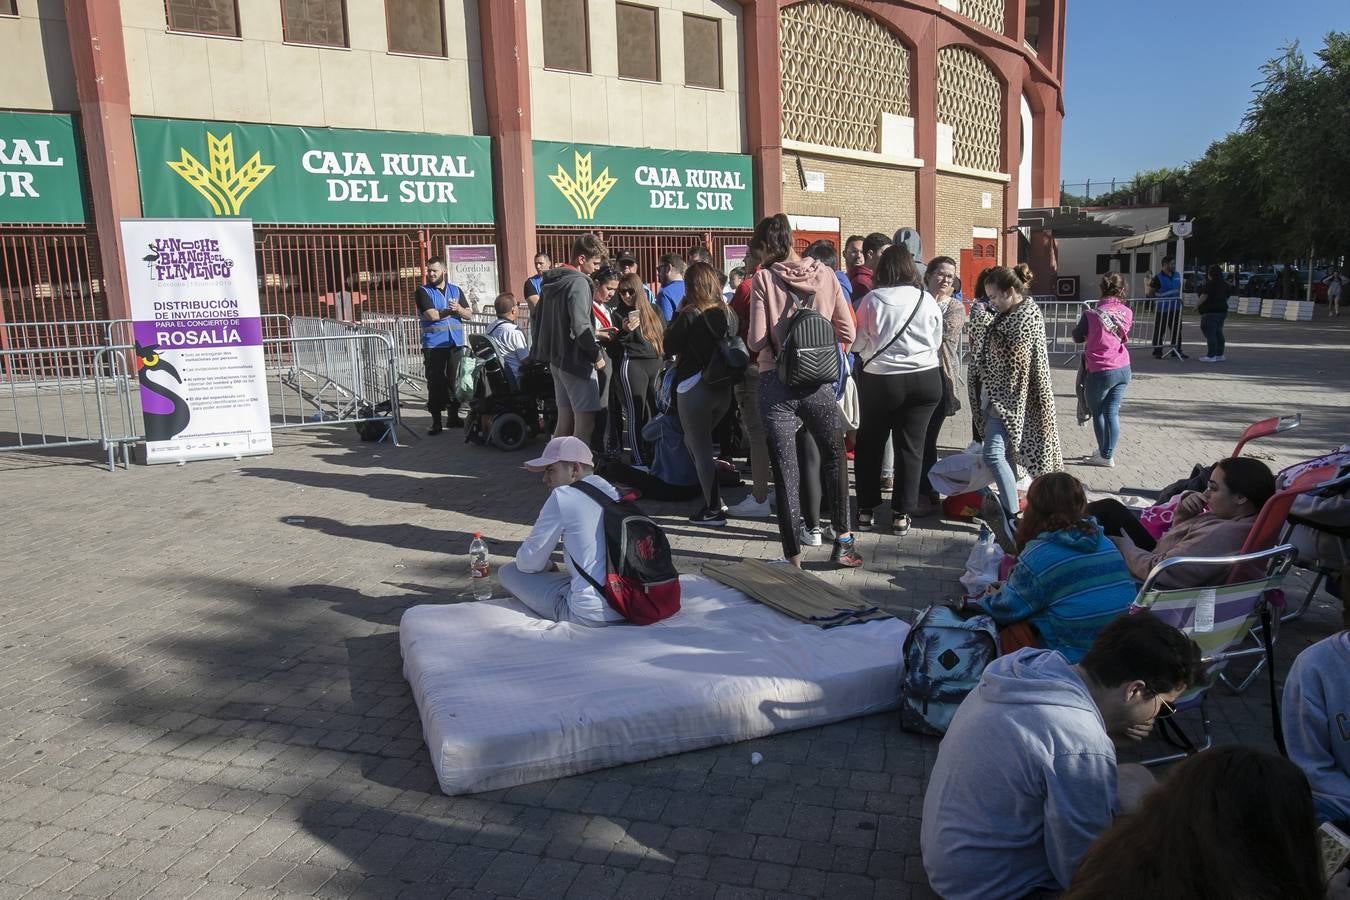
[417,220,1350,898]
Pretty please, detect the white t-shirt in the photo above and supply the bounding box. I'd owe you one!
[852,285,943,375]
[485,318,530,379]
[514,475,627,624]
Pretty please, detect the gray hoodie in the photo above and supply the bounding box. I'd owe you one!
[921,649,1117,900]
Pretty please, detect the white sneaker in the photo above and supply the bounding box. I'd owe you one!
[1213,354,1226,361]
[1199,356,1217,363]
[797,523,823,547]
[1083,453,1115,468]
[726,495,772,518]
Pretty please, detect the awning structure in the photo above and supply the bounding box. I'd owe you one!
[1019,206,1133,239]
[1111,223,1175,250]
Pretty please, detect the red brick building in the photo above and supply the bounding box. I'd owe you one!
[0,0,1064,324]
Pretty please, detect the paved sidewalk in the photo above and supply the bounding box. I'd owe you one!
[1,311,1346,899]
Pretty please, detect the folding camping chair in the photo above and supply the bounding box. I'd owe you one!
[1232,413,1301,457]
[1281,469,1350,623]
[1130,543,1298,767]
[1215,462,1341,693]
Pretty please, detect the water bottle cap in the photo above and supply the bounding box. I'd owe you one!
[473,531,481,538]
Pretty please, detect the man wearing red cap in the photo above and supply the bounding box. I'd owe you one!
[498,436,627,626]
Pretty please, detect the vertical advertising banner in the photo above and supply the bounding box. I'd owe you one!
[445,245,499,313]
[121,219,273,464]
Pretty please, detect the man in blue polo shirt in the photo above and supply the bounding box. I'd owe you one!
[416,255,473,434]
[1149,255,1186,359]
[655,253,686,322]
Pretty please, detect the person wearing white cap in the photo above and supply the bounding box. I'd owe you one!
[498,436,627,626]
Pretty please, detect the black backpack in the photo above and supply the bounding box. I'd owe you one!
[567,480,681,625]
[772,281,840,389]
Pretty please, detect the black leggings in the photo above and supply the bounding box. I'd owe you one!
[855,368,944,515]
[796,427,836,528]
[1087,498,1158,551]
[760,371,849,558]
[615,355,661,466]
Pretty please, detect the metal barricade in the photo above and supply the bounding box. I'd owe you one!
[353,314,425,395]
[269,326,402,443]
[1,343,137,471]
[1031,297,1171,364]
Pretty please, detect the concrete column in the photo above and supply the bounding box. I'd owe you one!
[64,0,141,322]
[1028,227,1057,295]
[1003,0,1026,47]
[1038,0,1065,79]
[1000,75,1021,264]
[1027,79,1062,207]
[743,0,783,220]
[912,28,938,252]
[479,0,535,291]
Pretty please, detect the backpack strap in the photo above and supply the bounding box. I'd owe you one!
[566,479,617,597]
[767,273,816,359]
[861,289,927,372]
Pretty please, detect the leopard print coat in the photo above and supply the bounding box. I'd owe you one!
[967,298,1063,479]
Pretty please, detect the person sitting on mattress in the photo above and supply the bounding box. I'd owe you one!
[499,435,626,626]
[964,472,1137,662]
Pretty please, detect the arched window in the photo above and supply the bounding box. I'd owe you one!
[937,46,1002,172]
[779,2,911,153]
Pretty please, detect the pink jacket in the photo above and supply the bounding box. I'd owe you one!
[1075,298,1133,373]
[747,258,856,373]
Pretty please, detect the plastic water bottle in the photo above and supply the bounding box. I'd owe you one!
[468,533,491,600]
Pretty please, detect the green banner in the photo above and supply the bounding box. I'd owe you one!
[534,141,752,229]
[133,118,494,225]
[0,112,86,224]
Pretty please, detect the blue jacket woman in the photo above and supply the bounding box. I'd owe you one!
[972,473,1136,662]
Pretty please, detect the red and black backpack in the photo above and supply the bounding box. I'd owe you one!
[567,480,681,625]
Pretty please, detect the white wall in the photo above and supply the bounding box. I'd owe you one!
[120,0,484,135]
[0,1,78,111]
[526,0,746,153]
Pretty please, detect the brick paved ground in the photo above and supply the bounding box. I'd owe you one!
[1,310,1347,899]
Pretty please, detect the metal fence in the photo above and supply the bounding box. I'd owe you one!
[0,315,404,470]
[1035,297,1173,363]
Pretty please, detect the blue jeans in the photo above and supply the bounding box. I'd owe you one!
[1083,366,1131,459]
[982,415,1021,518]
[1200,312,1226,357]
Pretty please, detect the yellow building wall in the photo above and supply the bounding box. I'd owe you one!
[0,2,78,111]
[526,0,745,153]
[119,0,483,134]
[933,172,1006,263]
[780,153,918,242]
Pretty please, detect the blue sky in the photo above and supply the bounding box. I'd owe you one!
[1060,0,1347,187]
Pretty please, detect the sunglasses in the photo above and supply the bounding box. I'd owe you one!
[619,288,636,296]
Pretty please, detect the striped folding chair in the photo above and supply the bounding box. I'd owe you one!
[1130,543,1297,767]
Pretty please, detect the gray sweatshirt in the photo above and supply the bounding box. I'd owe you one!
[921,649,1117,899]
[1282,631,1350,822]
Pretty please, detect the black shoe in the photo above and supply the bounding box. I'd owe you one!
[428,415,443,436]
[830,536,864,568]
[1151,349,1163,359]
[443,414,462,428]
[689,507,727,527]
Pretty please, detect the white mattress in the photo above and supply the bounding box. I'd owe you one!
[400,575,908,795]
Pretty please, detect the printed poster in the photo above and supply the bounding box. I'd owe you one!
[445,244,499,313]
[121,218,273,464]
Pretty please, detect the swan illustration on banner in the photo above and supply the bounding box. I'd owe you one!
[135,341,191,441]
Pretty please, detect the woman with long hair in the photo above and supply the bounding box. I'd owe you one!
[1090,456,1277,588]
[1073,272,1133,466]
[969,263,1063,542]
[967,472,1136,660]
[1065,746,1326,900]
[609,271,664,465]
[747,214,862,567]
[917,254,968,515]
[588,266,621,453]
[852,244,944,535]
[664,261,738,527]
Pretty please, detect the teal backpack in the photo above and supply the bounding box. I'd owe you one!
[899,605,998,736]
